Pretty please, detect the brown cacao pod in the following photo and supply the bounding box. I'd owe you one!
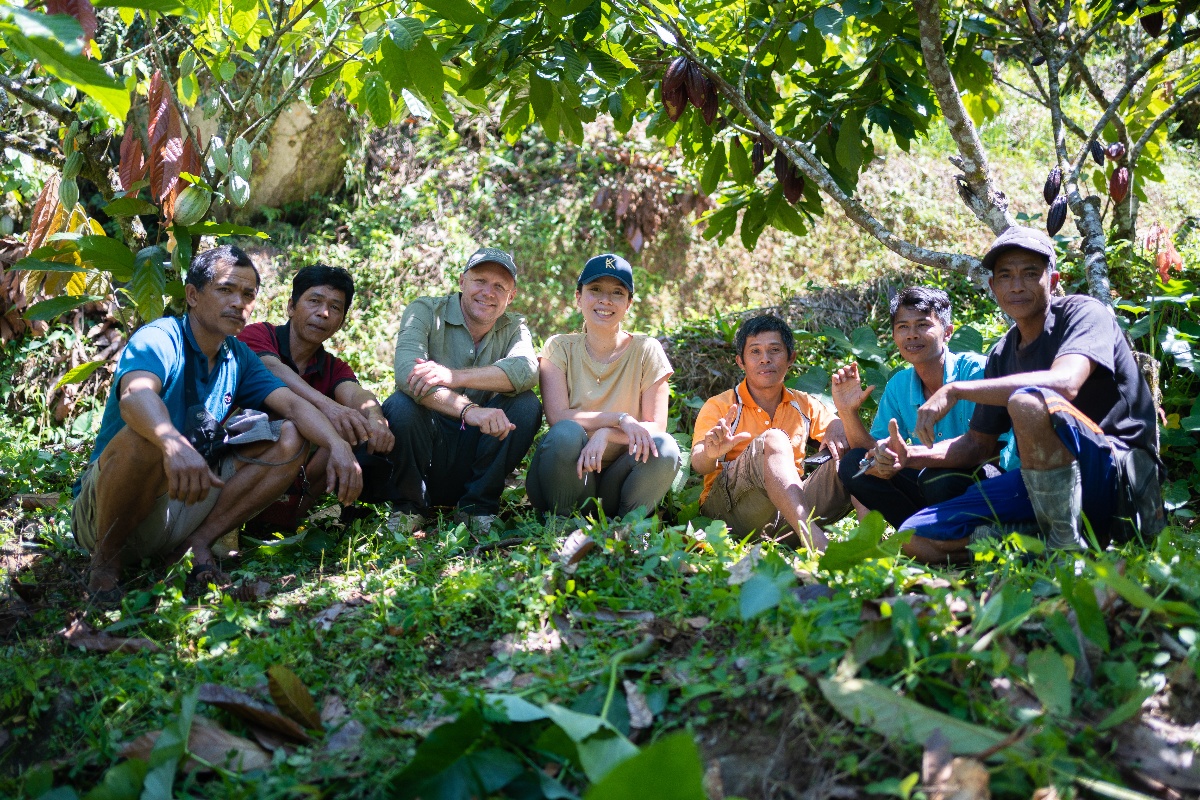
[773,149,789,182]
[1089,140,1105,166]
[1110,166,1130,203]
[663,57,689,95]
[1106,141,1126,160]
[663,83,686,121]
[1046,196,1068,235]
[760,135,774,158]
[685,61,706,109]
[1140,10,1164,35]
[172,184,212,227]
[1043,166,1062,204]
[782,169,804,205]
[751,141,765,175]
[701,82,718,126]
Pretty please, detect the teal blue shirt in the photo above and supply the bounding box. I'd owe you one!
[88,315,285,466]
[870,350,1019,472]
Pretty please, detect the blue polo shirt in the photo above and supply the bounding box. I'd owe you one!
[870,350,1019,472]
[88,314,285,466]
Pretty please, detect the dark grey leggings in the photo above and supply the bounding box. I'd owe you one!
[526,420,681,518]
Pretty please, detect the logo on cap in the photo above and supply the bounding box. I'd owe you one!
[605,257,617,270]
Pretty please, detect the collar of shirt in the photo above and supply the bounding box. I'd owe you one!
[735,380,801,426]
[181,314,232,379]
[274,321,326,377]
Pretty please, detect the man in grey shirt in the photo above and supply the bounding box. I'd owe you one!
[381,248,541,532]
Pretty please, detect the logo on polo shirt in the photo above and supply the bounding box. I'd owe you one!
[224,392,233,405]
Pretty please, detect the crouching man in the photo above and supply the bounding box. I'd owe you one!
[691,315,852,551]
[381,247,542,534]
[890,228,1163,563]
[73,246,362,602]
[238,264,395,524]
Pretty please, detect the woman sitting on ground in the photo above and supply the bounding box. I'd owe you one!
[527,254,681,519]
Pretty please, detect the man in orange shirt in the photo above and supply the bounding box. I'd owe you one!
[691,315,851,551]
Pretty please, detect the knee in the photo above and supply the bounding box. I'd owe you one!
[382,392,423,436]
[504,391,543,428]
[839,448,869,484]
[648,433,681,469]
[760,428,791,454]
[1007,388,1049,425]
[274,421,307,473]
[540,420,587,458]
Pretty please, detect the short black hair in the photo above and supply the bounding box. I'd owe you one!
[187,244,259,290]
[291,264,354,310]
[735,314,794,358]
[889,286,951,328]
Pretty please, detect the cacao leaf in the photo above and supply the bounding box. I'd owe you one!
[2,22,128,118]
[529,74,554,122]
[127,245,167,321]
[267,666,323,731]
[408,35,445,103]
[77,235,135,280]
[729,138,752,184]
[700,141,727,195]
[587,48,622,86]
[835,109,864,173]
[24,294,101,321]
[361,71,393,126]
[119,126,147,190]
[386,16,423,50]
[418,0,487,26]
[55,359,105,390]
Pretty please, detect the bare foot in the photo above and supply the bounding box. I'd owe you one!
[86,558,121,594]
[168,537,215,569]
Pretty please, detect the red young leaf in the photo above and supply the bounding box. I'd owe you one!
[119,125,147,190]
[146,71,173,152]
[163,138,201,222]
[44,0,98,48]
[24,175,62,255]
[150,110,183,203]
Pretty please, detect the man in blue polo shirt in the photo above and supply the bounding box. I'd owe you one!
[831,286,1017,528]
[73,245,362,602]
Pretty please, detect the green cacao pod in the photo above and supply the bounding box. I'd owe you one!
[0,215,13,236]
[172,185,212,227]
[63,152,83,180]
[59,177,79,209]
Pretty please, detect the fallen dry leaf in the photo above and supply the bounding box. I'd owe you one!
[321,693,350,727]
[1116,716,1200,791]
[623,680,653,730]
[59,619,161,654]
[268,665,323,731]
[324,719,366,755]
[726,544,763,586]
[558,530,596,574]
[481,667,517,690]
[684,616,709,630]
[197,683,311,743]
[312,603,348,631]
[120,716,272,774]
[248,724,295,755]
[492,625,562,655]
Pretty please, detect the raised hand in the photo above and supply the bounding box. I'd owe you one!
[701,404,753,461]
[831,362,876,414]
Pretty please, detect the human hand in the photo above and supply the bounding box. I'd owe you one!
[162,435,224,505]
[915,384,955,447]
[701,405,753,461]
[325,440,363,505]
[819,419,849,470]
[619,415,659,463]
[868,418,908,479]
[831,362,875,414]
[407,358,456,397]
[465,405,516,440]
[324,400,371,445]
[365,415,395,454]
[577,427,610,479]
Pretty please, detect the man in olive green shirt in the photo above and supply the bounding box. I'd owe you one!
[381,248,541,531]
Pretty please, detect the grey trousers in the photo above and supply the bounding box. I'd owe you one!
[526,420,681,518]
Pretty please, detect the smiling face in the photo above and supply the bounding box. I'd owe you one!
[735,331,796,394]
[892,305,952,367]
[988,248,1057,328]
[186,262,259,338]
[576,276,632,330]
[287,285,346,347]
[459,262,517,331]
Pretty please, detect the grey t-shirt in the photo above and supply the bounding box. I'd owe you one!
[970,295,1157,453]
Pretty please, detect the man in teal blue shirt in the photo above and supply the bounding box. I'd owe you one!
[831,286,1015,528]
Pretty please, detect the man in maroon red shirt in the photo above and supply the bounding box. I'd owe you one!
[239,264,393,524]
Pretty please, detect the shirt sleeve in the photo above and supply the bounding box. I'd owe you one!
[808,396,839,445]
[1054,297,1117,373]
[232,341,287,410]
[236,322,279,358]
[638,337,674,394]
[394,299,434,401]
[870,371,906,440]
[328,353,357,387]
[494,317,539,394]
[542,335,568,373]
[692,394,728,448]
[115,320,177,387]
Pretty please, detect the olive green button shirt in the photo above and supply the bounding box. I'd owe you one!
[394,292,538,403]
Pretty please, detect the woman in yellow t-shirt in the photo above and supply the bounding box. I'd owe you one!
[527,254,680,518]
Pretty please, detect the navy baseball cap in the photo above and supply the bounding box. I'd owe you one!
[980,226,1057,273]
[576,254,634,292]
[463,247,518,279]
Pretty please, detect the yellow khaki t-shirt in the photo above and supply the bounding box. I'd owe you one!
[542,333,673,462]
[692,381,838,504]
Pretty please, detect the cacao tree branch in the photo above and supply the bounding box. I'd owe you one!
[1067,51,1130,148]
[1021,59,1090,140]
[912,0,1013,235]
[1045,50,1112,301]
[162,18,239,118]
[739,18,776,99]
[0,131,64,167]
[0,74,75,125]
[1130,83,1200,166]
[646,11,982,275]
